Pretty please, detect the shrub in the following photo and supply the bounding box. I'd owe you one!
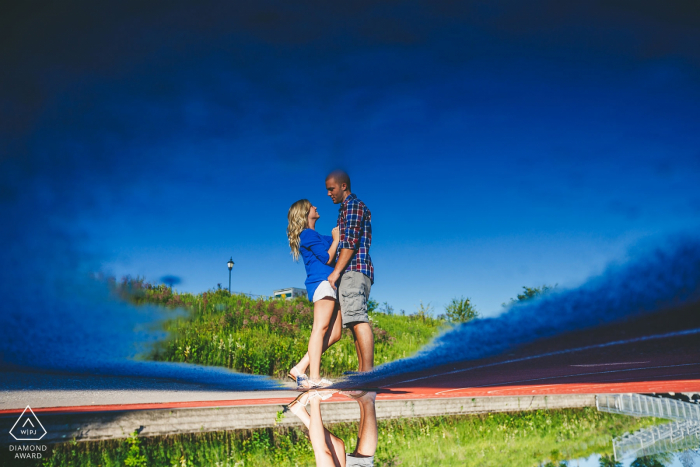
[444,296,479,323]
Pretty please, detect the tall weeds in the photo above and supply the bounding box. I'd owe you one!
[115,278,444,378]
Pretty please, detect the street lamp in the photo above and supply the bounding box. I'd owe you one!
[227,257,235,294]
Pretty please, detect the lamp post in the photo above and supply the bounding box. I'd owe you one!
[227,257,234,294]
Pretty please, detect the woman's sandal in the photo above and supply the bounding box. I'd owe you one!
[287,366,302,382]
[307,389,336,403]
[307,377,333,389]
[284,392,309,413]
[284,389,334,413]
[288,367,311,389]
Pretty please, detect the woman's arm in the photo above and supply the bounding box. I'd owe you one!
[326,227,339,265]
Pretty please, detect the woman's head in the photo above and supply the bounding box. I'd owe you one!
[287,199,312,261]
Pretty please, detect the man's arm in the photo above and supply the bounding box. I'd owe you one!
[328,198,363,289]
[325,228,339,265]
[328,249,354,290]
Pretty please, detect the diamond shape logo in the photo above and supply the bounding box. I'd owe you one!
[9,406,47,441]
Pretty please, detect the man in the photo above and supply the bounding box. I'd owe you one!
[326,170,375,372]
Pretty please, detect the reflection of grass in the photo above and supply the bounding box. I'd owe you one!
[116,278,444,378]
[37,408,661,467]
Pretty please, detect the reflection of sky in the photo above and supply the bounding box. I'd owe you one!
[571,455,686,467]
[2,1,699,316]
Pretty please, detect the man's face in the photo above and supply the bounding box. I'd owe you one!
[326,177,346,204]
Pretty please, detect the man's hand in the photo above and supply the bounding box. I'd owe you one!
[328,270,341,290]
[329,248,355,290]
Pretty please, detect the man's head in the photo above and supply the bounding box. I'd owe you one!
[326,170,351,204]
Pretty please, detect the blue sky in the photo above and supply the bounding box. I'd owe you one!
[2,1,699,316]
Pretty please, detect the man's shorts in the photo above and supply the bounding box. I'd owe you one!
[346,454,374,467]
[338,271,372,329]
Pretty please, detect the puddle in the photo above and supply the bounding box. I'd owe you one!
[3,394,698,467]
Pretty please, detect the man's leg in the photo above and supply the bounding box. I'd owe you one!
[353,334,364,372]
[356,392,366,446]
[353,392,378,458]
[339,272,374,373]
[351,322,374,372]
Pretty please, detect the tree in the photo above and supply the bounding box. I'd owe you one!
[630,454,672,467]
[380,301,394,315]
[367,299,379,313]
[599,454,622,467]
[503,284,556,307]
[416,301,433,322]
[445,296,479,323]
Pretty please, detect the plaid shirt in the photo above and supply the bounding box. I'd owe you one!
[336,193,374,284]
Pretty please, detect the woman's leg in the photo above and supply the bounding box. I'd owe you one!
[308,395,346,467]
[309,298,336,381]
[324,302,343,348]
[287,393,344,466]
[292,302,342,377]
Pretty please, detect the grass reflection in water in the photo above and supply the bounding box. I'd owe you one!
[40,408,660,467]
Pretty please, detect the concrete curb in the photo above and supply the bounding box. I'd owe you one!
[0,394,595,444]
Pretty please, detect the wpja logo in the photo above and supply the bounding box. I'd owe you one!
[7,406,48,460]
[9,406,46,441]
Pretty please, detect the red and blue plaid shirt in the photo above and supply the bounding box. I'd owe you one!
[336,193,374,284]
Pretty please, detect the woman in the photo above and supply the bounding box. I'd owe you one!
[287,199,343,389]
[286,389,378,467]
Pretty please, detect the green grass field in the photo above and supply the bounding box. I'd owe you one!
[116,278,445,378]
[35,408,661,467]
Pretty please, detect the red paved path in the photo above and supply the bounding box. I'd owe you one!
[1,379,698,416]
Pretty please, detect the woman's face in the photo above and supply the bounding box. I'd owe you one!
[308,205,320,224]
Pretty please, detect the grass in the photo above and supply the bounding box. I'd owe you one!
[114,278,445,378]
[31,408,662,467]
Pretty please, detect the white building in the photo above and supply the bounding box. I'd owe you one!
[273,287,307,300]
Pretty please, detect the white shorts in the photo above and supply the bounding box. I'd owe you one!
[312,281,337,303]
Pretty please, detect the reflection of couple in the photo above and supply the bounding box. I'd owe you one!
[286,170,375,389]
[287,390,378,467]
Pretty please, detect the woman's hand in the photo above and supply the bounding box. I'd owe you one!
[331,226,339,241]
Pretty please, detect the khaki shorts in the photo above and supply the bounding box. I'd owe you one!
[338,271,372,328]
[346,454,374,467]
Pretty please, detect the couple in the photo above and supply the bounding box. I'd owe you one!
[286,169,375,389]
[286,389,377,467]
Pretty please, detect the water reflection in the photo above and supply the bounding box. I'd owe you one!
[597,393,700,467]
[13,393,700,466]
[286,390,378,467]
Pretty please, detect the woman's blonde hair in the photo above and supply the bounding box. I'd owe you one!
[287,199,311,261]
